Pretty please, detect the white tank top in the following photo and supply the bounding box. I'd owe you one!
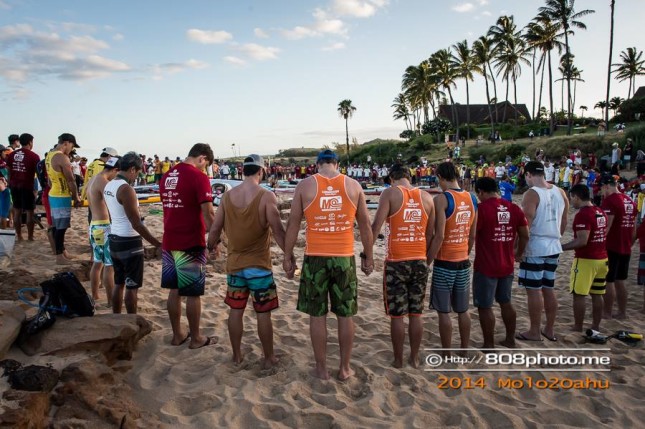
[104,178,139,237]
[527,185,565,256]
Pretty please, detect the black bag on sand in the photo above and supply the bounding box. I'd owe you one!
[40,272,95,317]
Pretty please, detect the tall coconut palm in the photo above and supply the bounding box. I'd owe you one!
[609,96,623,117]
[579,105,587,118]
[570,66,584,114]
[473,36,497,133]
[605,0,616,124]
[429,49,459,138]
[488,15,521,123]
[613,47,645,98]
[392,93,412,132]
[539,0,595,135]
[494,35,531,139]
[524,13,564,135]
[595,100,608,118]
[402,61,433,124]
[451,39,480,140]
[337,99,356,164]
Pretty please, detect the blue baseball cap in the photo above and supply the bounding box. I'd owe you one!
[316,149,339,163]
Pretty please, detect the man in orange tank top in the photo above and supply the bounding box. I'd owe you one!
[427,162,478,354]
[371,164,435,368]
[209,155,292,368]
[284,150,373,381]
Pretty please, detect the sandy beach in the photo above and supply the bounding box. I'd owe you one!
[1,196,644,428]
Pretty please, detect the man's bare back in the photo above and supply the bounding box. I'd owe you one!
[87,173,111,221]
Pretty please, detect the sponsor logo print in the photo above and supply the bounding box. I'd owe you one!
[164,176,179,189]
[403,208,422,223]
[320,196,342,211]
[497,211,511,224]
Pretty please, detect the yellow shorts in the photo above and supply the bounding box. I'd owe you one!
[570,258,608,295]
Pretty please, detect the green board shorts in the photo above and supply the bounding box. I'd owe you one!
[297,255,358,317]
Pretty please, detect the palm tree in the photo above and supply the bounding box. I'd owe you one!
[337,99,356,164]
[429,49,459,138]
[392,93,412,132]
[524,13,564,135]
[570,66,584,114]
[494,34,530,139]
[613,47,645,98]
[579,105,587,119]
[605,0,616,124]
[473,36,497,134]
[488,15,521,123]
[451,40,480,140]
[609,96,623,117]
[595,100,608,118]
[539,0,595,135]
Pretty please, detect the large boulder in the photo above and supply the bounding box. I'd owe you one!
[0,390,49,429]
[0,301,25,359]
[19,314,152,363]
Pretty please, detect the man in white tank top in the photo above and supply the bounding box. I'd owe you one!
[517,161,569,342]
[104,152,161,314]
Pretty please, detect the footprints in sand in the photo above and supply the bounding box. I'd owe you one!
[160,394,223,417]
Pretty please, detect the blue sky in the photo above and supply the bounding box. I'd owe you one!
[1,0,643,159]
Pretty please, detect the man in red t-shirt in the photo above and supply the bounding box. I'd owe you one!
[6,133,40,241]
[562,185,608,332]
[600,175,636,320]
[473,177,529,349]
[160,143,216,349]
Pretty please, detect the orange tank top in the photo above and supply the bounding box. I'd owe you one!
[304,174,356,257]
[386,187,428,261]
[436,189,476,262]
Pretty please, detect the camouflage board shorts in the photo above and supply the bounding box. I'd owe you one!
[297,255,358,317]
[383,260,429,317]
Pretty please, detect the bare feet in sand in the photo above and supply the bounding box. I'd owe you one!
[56,255,73,265]
[602,312,612,320]
[499,339,516,348]
[310,366,331,380]
[408,356,419,369]
[337,367,355,381]
[392,359,403,369]
[262,356,279,370]
[232,353,245,365]
[612,313,626,320]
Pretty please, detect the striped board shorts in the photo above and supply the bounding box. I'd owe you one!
[49,196,72,229]
[226,267,278,313]
[518,254,560,290]
[430,259,471,313]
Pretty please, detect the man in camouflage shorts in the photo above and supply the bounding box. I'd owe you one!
[371,164,435,368]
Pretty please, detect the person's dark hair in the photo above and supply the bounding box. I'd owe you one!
[524,161,545,177]
[475,177,498,194]
[569,184,590,201]
[19,133,33,146]
[119,151,143,172]
[243,164,262,177]
[388,163,411,180]
[436,161,457,181]
[7,134,18,144]
[187,143,214,163]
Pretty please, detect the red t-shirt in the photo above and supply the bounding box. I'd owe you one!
[7,148,40,189]
[572,206,608,259]
[474,197,528,277]
[160,163,212,251]
[601,192,636,255]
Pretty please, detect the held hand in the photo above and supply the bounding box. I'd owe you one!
[73,197,82,208]
[283,256,296,279]
[360,254,374,276]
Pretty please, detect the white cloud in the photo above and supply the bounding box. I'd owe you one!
[332,0,388,18]
[0,24,131,82]
[113,33,124,41]
[322,42,345,51]
[478,0,489,5]
[237,43,280,61]
[0,1,11,10]
[224,56,246,66]
[481,10,492,16]
[281,8,348,40]
[254,28,269,39]
[452,3,475,13]
[151,59,209,79]
[186,29,233,44]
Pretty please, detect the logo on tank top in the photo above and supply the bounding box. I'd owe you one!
[320,196,342,211]
[403,208,422,222]
[455,202,472,225]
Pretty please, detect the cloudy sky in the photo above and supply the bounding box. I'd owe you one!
[1,0,643,158]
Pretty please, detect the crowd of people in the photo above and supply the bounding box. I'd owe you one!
[2,132,644,380]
